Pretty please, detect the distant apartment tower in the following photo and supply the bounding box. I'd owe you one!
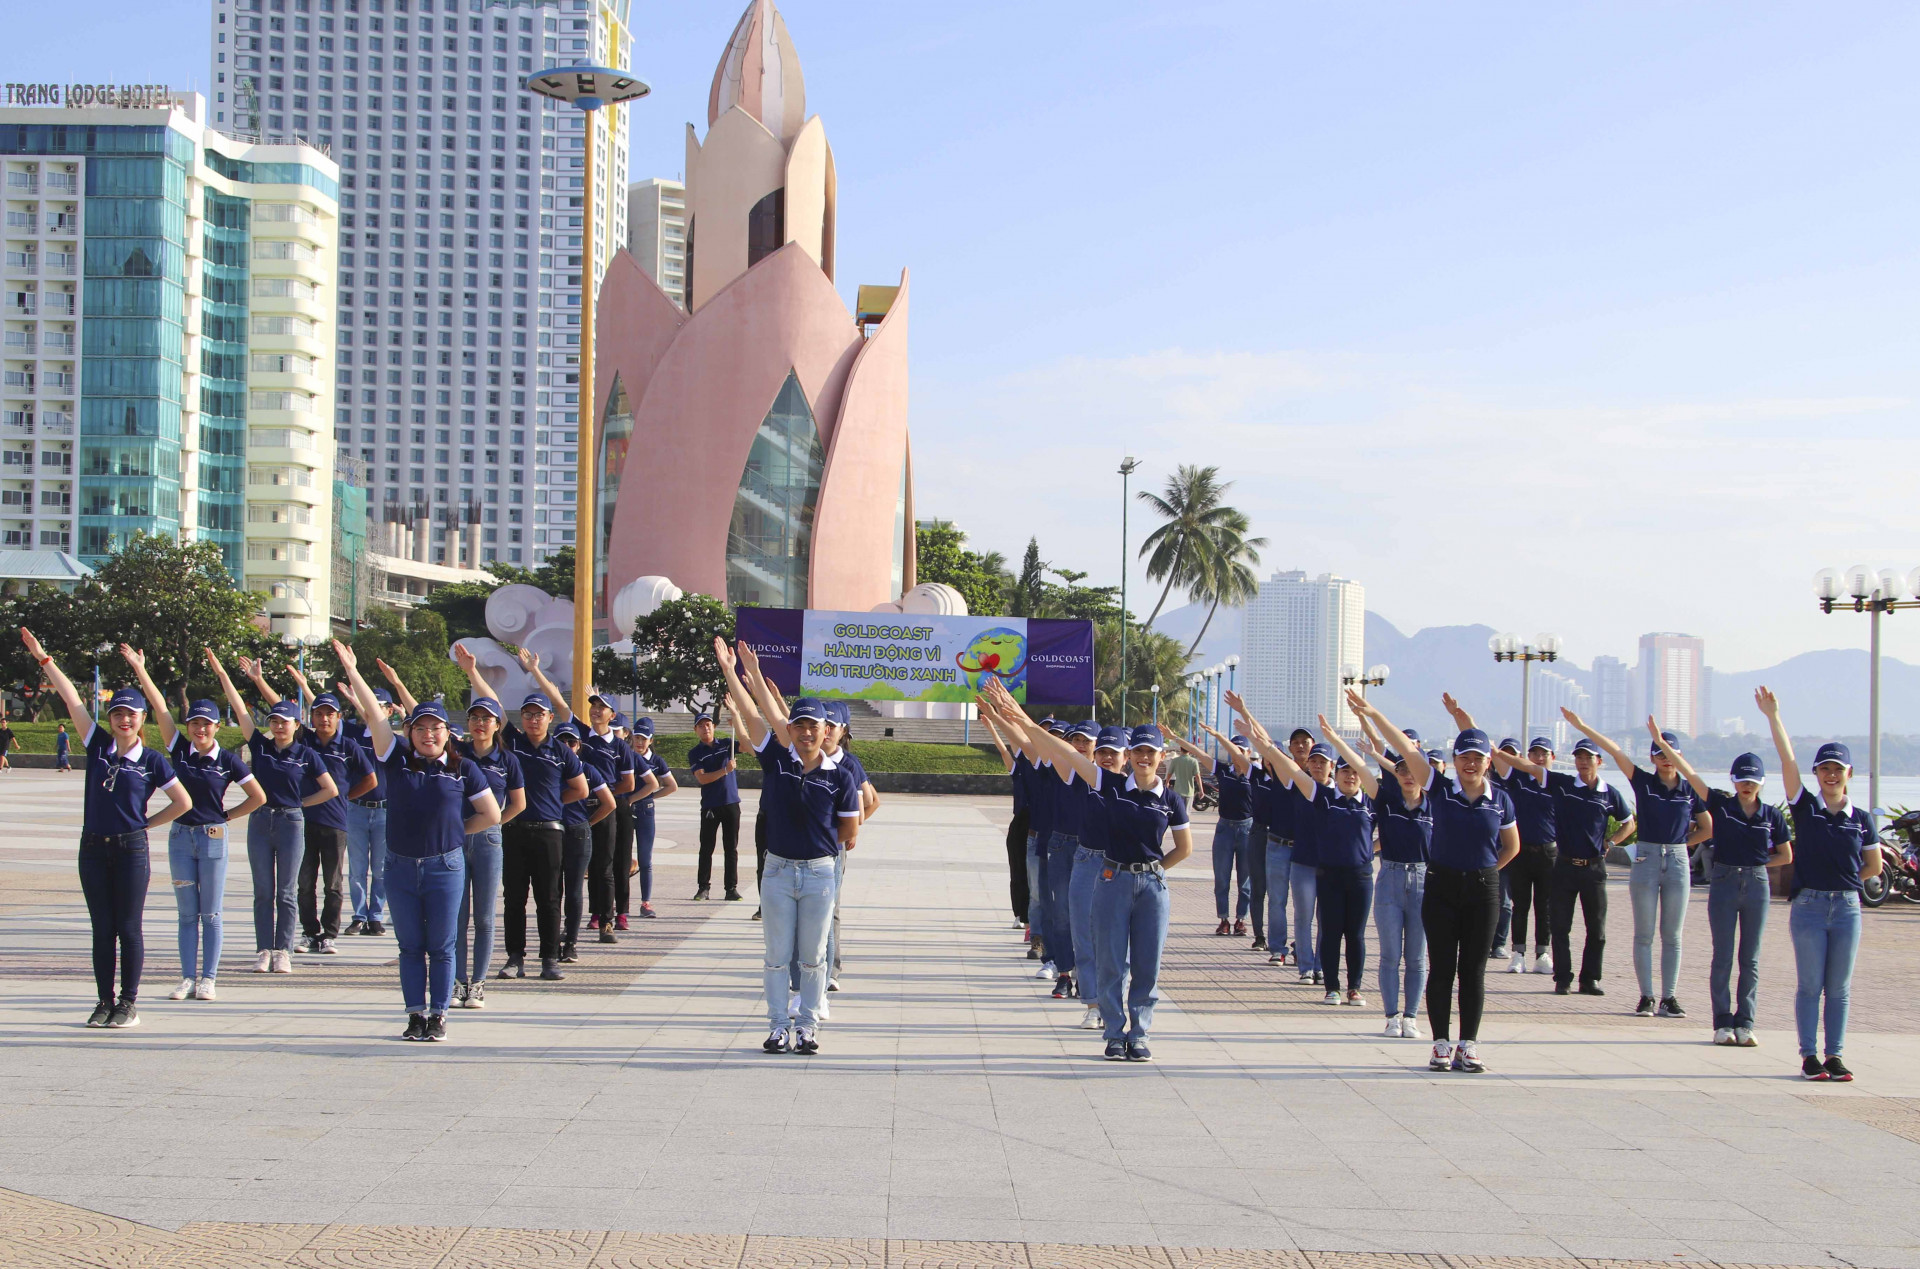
[627,178,686,309]
[1638,632,1707,738]
[207,0,635,567]
[1240,570,1365,735]
[1528,668,1590,754]
[1592,654,1630,734]
[1,95,340,639]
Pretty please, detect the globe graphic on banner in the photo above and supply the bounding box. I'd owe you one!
[955,628,1028,695]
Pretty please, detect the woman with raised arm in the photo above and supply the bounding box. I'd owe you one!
[213,651,336,976]
[624,717,676,921]
[1068,723,1135,1031]
[1295,717,1380,1009]
[1561,707,1711,1020]
[1758,687,1879,1081]
[20,629,191,1028]
[1648,720,1789,1047]
[551,717,615,965]
[713,638,861,1056]
[1363,725,1434,1039]
[334,640,499,1042]
[1168,725,1256,938]
[123,646,264,1003]
[1348,690,1519,1072]
[980,709,1033,934]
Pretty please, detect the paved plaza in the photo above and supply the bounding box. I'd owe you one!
[1,768,1919,1268]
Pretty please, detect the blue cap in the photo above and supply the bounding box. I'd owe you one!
[1230,734,1249,748]
[827,701,852,727]
[694,709,715,724]
[1424,749,1447,768]
[1094,726,1129,752]
[1572,737,1603,757]
[1068,721,1099,740]
[1289,727,1315,743]
[1402,727,1421,744]
[371,687,394,706]
[789,697,830,723]
[610,711,630,730]
[311,692,343,714]
[103,688,145,715]
[1528,736,1555,753]
[184,698,221,723]
[520,691,553,714]
[1648,730,1682,757]
[1813,741,1852,769]
[554,719,582,740]
[1128,725,1165,751]
[267,699,302,721]
[1729,752,1766,784]
[1454,729,1493,757]
[587,690,612,708]
[467,696,504,720]
[1308,742,1337,763]
[406,701,450,727]
[1497,737,1521,753]
[632,717,655,737]
[1335,750,1354,770]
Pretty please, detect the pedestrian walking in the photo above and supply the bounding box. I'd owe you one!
[121,646,265,1003]
[55,721,72,771]
[0,715,14,772]
[19,629,191,1028]
[1756,687,1879,1081]
[333,641,500,1041]
[624,717,676,921]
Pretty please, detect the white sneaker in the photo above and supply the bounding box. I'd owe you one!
[816,996,831,1021]
[253,950,272,974]
[1385,1017,1404,1038]
[1079,1004,1102,1030]
[194,978,216,1001]
[1508,951,1526,973]
[1035,960,1056,979]
[1401,1014,1421,1041]
[1429,1039,1454,1071]
[168,978,194,1001]
[1713,1027,1735,1046]
[1012,920,1027,929]
[270,949,293,974]
[1734,1026,1756,1047]
[787,991,801,1020]
[1322,990,1340,1005]
[1533,951,1552,974]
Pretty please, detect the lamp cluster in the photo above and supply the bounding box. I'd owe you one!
[1488,632,1562,663]
[1813,566,1920,614]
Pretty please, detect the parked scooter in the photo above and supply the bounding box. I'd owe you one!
[1862,809,1920,908]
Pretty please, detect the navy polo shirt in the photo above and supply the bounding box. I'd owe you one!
[1212,758,1253,821]
[81,727,180,836]
[564,754,609,827]
[1788,787,1877,894]
[246,733,329,811]
[455,738,524,809]
[168,735,255,828]
[580,729,634,801]
[1287,780,1325,867]
[1010,753,1031,814]
[1026,759,1057,844]
[1629,767,1705,845]
[1104,773,1189,867]
[1426,770,1516,872]
[687,739,740,809]
[299,726,373,833]
[1546,772,1630,860]
[504,724,586,824]
[342,717,388,802]
[1372,779,1432,864]
[630,749,670,809]
[833,749,870,793]
[1309,781,1375,870]
[375,738,491,858]
[1508,771,1557,846]
[1706,789,1789,869]
[1077,767,1128,855]
[755,733,860,860]
[1266,771,1296,843]
[1050,767,1088,839]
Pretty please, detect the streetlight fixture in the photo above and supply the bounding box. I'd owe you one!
[523,64,651,720]
[1208,663,1225,745]
[1150,682,1161,727]
[1117,456,1140,724]
[1224,654,1240,698]
[1186,674,1202,742]
[1490,632,1560,747]
[1813,564,1920,819]
[1342,663,1390,695]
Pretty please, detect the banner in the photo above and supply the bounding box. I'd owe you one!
[733,608,1095,706]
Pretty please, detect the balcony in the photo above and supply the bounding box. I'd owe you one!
[3,253,35,273]
[3,177,35,195]
[2,373,33,390]
[45,215,77,235]
[40,296,73,317]
[44,176,77,195]
[2,334,32,354]
[3,214,36,233]
[4,299,36,319]
[40,332,73,353]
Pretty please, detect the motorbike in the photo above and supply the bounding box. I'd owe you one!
[1863,809,1920,908]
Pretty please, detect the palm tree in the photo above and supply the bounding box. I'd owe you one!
[1137,465,1238,631]
[1184,510,1266,659]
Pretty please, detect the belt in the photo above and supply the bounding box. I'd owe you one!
[84,829,147,845]
[515,819,563,830]
[352,799,386,809]
[1523,839,1557,850]
[1641,841,1688,849]
[1568,856,1601,867]
[264,805,302,815]
[1380,858,1425,869]
[1105,858,1164,874]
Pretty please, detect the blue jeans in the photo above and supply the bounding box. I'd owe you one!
[1069,845,1102,1000]
[1024,831,1046,942]
[1265,837,1293,954]
[168,823,230,981]
[791,852,847,990]
[78,830,149,1004]
[633,803,656,903]
[762,854,836,1031]
[1629,843,1690,998]
[1094,865,1170,1042]
[1045,833,1079,976]
[1211,817,1253,920]
[1707,863,1771,1030]
[387,849,467,1016]
[1789,889,1861,1058]
[345,801,389,923]
[1290,857,1320,972]
[458,826,503,984]
[1375,860,1429,1018]
[247,807,304,952]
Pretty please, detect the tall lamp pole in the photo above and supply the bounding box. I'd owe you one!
[1186,674,1201,743]
[524,65,651,720]
[1117,456,1139,725]
[1150,682,1160,727]
[1814,565,1920,820]
[1490,633,1560,746]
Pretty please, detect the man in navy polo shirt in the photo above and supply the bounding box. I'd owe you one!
[338,682,401,936]
[1168,725,1255,937]
[578,690,642,941]
[687,709,742,902]
[624,717,676,921]
[1497,736,1562,975]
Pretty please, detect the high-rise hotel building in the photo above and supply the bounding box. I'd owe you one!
[0,93,340,637]
[207,0,633,567]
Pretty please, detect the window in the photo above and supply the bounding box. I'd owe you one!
[726,372,823,609]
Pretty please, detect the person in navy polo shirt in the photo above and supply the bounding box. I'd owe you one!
[339,670,407,937]
[552,718,616,965]
[448,693,525,1007]
[1562,708,1711,1020]
[1493,736,1562,976]
[1168,725,1255,937]
[207,651,338,977]
[1033,719,1100,1002]
[334,640,500,1042]
[624,717,677,921]
[121,646,265,1004]
[712,639,861,1056]
[687,709,743,902]
[1647,726,1790,1046]
[1262,727,1316,969]
[979,709,1030,934]
[577,690,644,942]
[21,630,192,1029]
[817,700,876,995]
[1358,727,1434,1038]
[1758,687,1881,1081]
[1064,725,1133,1031]
[1348,690,1519,1073]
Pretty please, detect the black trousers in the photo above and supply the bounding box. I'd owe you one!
[298,823,348,939]
[698,802,741,891]
[562,820,592,942]
[1316,864,1373,994]
[1006,808,1031,920]
[1423,864,1501,1042]
[588,810,617,921]
[502,820,563,961]
[612,803,636,914]
[1247,817,1268,941]
[1550,857,1609,987]
[78,830,149,1004]
[754,805,769,891]
[1510,841,1558,951]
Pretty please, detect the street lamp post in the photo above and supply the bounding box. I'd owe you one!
[1341,663,1389,697]
[1489,633,1560,746]
[1150,682,1160,727]
[1814,565,1920,819]
[1186,674,1202,743]
[523,65,651,721]
[1117,456,1139,725]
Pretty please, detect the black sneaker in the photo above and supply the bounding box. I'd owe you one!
[793,1027,820,1055]
[598,924,617,944]
[1823,1056,1853,1082]
[298,936,322,954]
[1802,1054,1829,1081]
[1051,974,1072,1000]
[751,908,762,921]
[693,886,710,901]
[557,942,578,964]
[1250,937,1268,952]
[86,1001,113,1028]
[1579,982,1606,996]
[1552,982,1571,995]
[344,919,367,936]
[106,1001,139,1029]
[724,888,742,901]
[763,1027,791,1054]
[425,1014,447,1042]
[1104,1039,1127,1061]
[366,921,385,936]
[317,938,338,955]
[402,1013,428,1041]
[1125,1040,1152,1062]
[539,959,565,980]
[1025,944,1038,960]
[1634,996,1656,1017]
[1311,970,1323,985]
[1658,997,1686,1018]
[497,958,524,979]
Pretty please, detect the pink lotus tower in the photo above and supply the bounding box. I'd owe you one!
[597,0,914,637]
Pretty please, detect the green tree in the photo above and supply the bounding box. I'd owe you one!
[1137,465,1238,631]
[419,545,575,643]
[620,593,736,714]
[343,607,470,705]
[913,520,1009,616]
[1008,537,1047,618]
[1184,510,1266,657]
[1092,620,1191,729]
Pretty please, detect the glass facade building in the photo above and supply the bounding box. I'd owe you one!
[725,371,822,609]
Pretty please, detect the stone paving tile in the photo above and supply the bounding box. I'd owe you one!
[1798,1094,1920,1145]
[593,1231,746,1268]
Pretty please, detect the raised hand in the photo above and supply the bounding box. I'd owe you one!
[1317,713,1335,737]
[331,638,359,673]
[737,641,761,673]
[452,642,478,673]
[514,645,537,672]
[19,627,46,661]
[375,658,402,685]
[711,636,736,671]
[119,644,145,671]
[1345,687,1372,717]
[1755,686,1779,717]
[236,656,261,681]
[1645,715,1662,741]
[1560,705,1585,729]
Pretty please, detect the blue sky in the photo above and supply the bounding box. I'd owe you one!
[13,1,1920,675]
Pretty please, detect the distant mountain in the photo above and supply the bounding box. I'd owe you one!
[1711,651,1920,737]
[1150,600,1242,668]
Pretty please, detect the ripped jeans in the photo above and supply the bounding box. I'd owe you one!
[168,823,230,981]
